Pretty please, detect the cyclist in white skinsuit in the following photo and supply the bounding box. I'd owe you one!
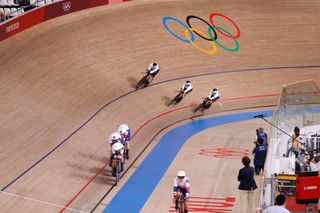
[146,62,160,83]
[171,81,193,105]
[207,88,220,102]
[181,81,193,97]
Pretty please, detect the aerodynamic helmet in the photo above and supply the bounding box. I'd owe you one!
[177,170,186,179]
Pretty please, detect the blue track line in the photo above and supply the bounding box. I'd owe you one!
[2,65,320,191]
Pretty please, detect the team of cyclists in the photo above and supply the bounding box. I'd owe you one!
[107,62,220,212]
[108,124,131,177]
[144,62,220,108]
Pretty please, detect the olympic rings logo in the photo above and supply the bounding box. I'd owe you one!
[162,13,241,55]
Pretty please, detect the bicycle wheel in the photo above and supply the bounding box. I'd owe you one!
[178,197,184,213]
[201,101,212,112]
[136,75,148,89]
[115,160,121,186]
[193,103,203,113]
[175,95,183,104]
[168,97,176,106]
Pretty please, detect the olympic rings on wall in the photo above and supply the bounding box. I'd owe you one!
[162,13,241,55]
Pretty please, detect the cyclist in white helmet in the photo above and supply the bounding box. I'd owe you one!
[146,62,160,83]
[117,124,131,160]
[109,132,121,147]
[173,170,190,213]
[110,142,124,176]
[108,132,122,167]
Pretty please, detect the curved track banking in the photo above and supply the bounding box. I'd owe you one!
[1,65,318,192]
[0,0,320,212]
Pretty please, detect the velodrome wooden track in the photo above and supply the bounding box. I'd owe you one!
[1,0,320,212]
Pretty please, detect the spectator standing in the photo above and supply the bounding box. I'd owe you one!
[238,156,257,213]
[263,194,291,213]
[255,127,268,147]
[252,137,267,175]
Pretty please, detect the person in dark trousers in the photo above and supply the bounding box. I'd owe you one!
[238,156,257,213]
[252,137,267,175]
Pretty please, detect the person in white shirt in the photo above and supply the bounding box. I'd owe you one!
[263,194,291,213]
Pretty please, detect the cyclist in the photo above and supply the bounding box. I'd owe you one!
[208,88,220,102]
[111,142,124,177]
[181,80,193,97]
[146,62,160,84]
[173,170,190,213]
[108,132,122,167]
[108,131,121,147]
[118,124,131,160]
[169,81,193,106]
[203,88,220,109]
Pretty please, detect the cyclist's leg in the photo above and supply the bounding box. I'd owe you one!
[184,199,188,213]
[147,75,152,82]
[111,158,117,176]
[175,192,181,210]
[176,91,184,103]
[120,159,124,172]
[146,74,153,84]
[125,141,130,159]
[181,189,189,213]
[109,151,113,167]
[148,70,159,83]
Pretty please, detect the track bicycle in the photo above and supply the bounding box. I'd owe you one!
[168,90,184,106]
[114,157,123,186]
[193,97,213,113]
[175,192,186,213]
[135,72,151,89]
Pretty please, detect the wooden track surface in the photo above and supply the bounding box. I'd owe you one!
[0,0,320,212]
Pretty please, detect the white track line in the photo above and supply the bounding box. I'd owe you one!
[0,191,89,213]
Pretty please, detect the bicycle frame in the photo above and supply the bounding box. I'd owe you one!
[135,74,150,89]
[168,90,184,106]
[115,158,122,186]
[175,192,185,213]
